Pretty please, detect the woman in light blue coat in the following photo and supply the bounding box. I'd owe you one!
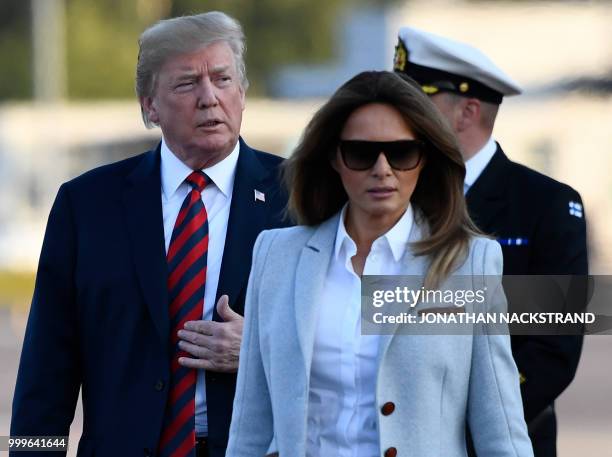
[227,71,533,457]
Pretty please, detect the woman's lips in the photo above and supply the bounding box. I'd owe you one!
[367,186,396,198]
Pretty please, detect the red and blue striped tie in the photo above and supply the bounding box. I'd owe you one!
[158,171,209,457]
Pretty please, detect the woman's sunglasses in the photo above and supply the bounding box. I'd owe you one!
[338,140,425,171]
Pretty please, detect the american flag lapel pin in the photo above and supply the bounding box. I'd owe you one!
[254,189,266,203]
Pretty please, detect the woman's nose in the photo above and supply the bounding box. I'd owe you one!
[371,152,392,175]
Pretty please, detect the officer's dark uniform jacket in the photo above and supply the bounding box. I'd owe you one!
[466,143,588,457]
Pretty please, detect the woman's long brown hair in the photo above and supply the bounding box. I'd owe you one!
[283,71,481,286]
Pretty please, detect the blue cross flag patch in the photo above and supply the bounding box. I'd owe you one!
[569,201,583,218]
[498,237,528,246]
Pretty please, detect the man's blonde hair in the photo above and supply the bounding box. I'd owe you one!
[136,11,248,128]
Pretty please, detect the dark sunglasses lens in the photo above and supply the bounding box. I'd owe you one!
[385,141,423,170]
[340,141,378,170]
[340,140,423,170]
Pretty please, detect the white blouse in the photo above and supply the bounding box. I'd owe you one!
[306,204,414,457]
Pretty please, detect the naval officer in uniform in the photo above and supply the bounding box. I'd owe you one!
[393,27,588,457]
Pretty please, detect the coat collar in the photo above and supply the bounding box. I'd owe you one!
[466,143,510,232]
[121,137,278,345]
[293,214,339,377]
[122,144,169,346]
[213,137,277,318]
[377,211,430,361]
[294,209,431,373]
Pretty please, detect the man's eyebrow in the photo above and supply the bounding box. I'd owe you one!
[209,65,231,74]
[173,69,199,79]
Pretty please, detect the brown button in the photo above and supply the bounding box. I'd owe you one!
[381,402,395,415]
[384,447,397,457]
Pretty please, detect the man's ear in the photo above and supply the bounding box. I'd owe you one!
[141,96,160,124]
[239,84,246,111]
[456,98,481,132]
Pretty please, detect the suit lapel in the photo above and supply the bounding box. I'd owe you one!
[294,215,339,374]
[214,138,275,319]
[466,145,509,233]
[121,145,169,346]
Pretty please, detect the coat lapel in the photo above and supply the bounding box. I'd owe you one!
[214,138,277,319]
[466,145,509,233]
[294,214,339,374]
[377,213,430,361]
[121,145,169,346]
[291,210,432,370]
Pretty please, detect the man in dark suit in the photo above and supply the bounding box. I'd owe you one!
[394,27,588,457]
[11,12,288,457]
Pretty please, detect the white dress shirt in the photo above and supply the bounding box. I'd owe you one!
[160,137,240,436]
[464,136,497,194]
[306,204,414,457]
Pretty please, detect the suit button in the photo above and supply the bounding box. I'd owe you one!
[154,380,165,391]
[384,447,397,457]
[381,402,395,415]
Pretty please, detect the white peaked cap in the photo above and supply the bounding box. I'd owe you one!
[394,26,522,103]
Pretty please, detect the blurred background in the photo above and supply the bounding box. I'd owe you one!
[0,0,610,455]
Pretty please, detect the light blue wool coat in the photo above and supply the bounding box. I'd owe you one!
[227,211,534,457]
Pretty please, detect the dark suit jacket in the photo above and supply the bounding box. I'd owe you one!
[10,138,290,457]
[466,144,588,457]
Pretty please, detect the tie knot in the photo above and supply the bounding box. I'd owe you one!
[186,171,209,193]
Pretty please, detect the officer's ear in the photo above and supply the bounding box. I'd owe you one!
[456,97,481,132]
